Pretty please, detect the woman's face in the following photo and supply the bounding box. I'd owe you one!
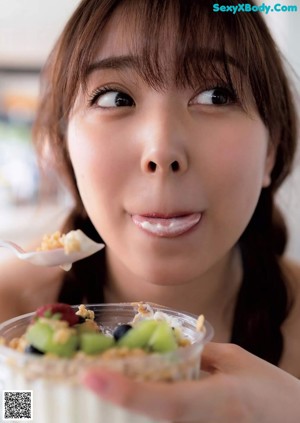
[67,17,274,286]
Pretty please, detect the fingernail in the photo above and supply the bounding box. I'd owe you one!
[82,372,110,394]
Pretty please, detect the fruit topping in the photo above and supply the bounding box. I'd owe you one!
[148,321,177,353]
[35,303,79,326]
[79,333,115,355]
[113,324,132,341]
[26,321,54,352]
[117,319,159,349]
[11,303,197,358]
[24,344,44,355]
[26,319,78,358]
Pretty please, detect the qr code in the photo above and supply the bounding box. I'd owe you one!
[2,390,33,421]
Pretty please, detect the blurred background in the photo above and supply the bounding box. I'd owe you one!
[0,0,299,260]
[0,0,80,258]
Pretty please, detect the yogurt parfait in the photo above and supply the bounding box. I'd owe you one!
[0,302,213,423]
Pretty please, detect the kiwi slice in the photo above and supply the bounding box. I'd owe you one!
[47,332,78,358]
[26,321,78,357]
[79,333,115,355]
[26,321,54,353]
[118,319,159,349]
[148,321,178,353]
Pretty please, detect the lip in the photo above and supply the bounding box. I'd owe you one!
[131,212,202,238]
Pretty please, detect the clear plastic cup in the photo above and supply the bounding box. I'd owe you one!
[0,303,213,423]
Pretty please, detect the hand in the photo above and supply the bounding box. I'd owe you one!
[82,343,300,422]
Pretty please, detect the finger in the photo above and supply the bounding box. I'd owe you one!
[82,368,227,422]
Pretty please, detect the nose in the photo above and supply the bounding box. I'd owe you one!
[140,109,189,175]
[146,159,181,173]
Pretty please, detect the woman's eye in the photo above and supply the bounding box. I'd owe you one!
[192,88,235,106]
[93,90,135,108]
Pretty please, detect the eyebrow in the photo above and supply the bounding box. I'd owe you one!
[86,55,139,75]
[86,50,242,76]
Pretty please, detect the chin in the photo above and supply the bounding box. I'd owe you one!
[134,264,194,287]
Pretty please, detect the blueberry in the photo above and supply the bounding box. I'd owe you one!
[113,324,132,341]
[77,316,86,324]
[25,344,44,355]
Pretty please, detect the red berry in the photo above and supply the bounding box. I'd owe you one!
[35,303,79,326]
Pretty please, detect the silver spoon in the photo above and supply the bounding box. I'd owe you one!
[0,230,105,271]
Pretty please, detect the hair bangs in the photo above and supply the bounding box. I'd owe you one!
[75,0,249,109]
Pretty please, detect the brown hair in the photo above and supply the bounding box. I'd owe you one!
[33,0,298,365]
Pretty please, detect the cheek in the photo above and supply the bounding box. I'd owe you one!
[202,118,269,219]
[67,120,132,203]
[67,117,143,248]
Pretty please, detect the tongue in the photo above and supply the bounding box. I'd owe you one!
[132,213,201,237]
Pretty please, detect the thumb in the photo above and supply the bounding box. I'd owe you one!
[201,342,247,374]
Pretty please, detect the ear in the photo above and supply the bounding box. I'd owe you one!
[262,141,276,188]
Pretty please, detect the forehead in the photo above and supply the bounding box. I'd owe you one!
[91,5,179,75]
[87,4,243,92]
[95,11,128,58]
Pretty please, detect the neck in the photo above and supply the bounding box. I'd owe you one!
[103,247,242,342]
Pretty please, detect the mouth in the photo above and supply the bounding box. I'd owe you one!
[131,212,202,238]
